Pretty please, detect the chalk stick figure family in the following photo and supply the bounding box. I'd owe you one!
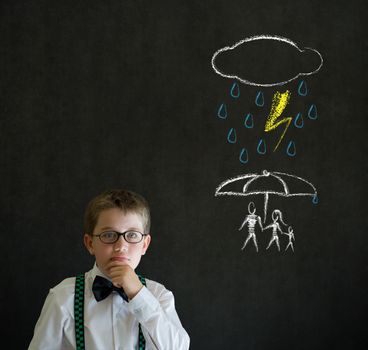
[239,202,295,252]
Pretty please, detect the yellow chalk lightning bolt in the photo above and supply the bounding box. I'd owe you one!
[264,90,292,151]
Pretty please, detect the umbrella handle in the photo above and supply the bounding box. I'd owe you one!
[263,192,269,224]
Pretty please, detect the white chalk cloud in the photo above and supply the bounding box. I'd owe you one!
[211,35,323,87]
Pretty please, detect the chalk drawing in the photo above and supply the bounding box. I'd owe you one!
[230,82,240,98]
[286,140,297,157]
[283,226,295,252]
[215,169,317,223]
[215,170,317,252]
[217,103,227,119]
[308,104,318,120]
[227,127,237,144]
[239,202,263,252]
[211,36,321,252]
[298,80,308,96]
[294,113,304,128]
[263,209,287,251]
[244,113,254,128]
[256,138,267,155]
[211,34,323,87]
[264,90,292,151]
[239,148,249,164]
[255,91,265,106]
[212,35,323,162]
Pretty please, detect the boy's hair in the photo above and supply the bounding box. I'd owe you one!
[84,189,151,235]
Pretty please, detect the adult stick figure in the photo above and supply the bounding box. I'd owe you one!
[264,209,287,251]
[239,202,263,252]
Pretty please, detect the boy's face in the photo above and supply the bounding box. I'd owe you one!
[84,208,151,276]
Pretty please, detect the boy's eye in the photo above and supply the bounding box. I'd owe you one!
[102,231,117,240]
[126,231,138,239]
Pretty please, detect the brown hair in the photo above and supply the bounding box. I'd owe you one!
[83,189,151,235]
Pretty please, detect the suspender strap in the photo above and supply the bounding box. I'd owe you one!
[138,275,146,350]
[74,273,86,350]
[74,273,147,350]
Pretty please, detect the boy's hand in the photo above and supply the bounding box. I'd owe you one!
[106,261,143,300]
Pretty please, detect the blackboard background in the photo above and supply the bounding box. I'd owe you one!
[1,0,367,349]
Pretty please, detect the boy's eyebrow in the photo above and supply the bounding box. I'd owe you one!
[100,226,115,231]
[99,226,143,232]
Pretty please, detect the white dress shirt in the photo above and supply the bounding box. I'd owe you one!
[28,264,190,350]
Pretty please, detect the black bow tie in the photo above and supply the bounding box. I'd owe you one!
[92,275,129,302]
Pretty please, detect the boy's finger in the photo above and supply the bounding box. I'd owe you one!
[106,261,129,271]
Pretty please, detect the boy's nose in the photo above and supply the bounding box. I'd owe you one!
[114,236,128,252]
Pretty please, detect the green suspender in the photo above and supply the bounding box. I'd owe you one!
[74,273,85,350]
[137,275,146,350]
[74,273,147,350]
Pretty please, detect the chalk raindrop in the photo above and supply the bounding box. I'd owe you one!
[312,194,319,204]
[308,104,318,120]
[294,112,304,128]
[217,103,227,119]
[286,140,296,156]
[297,80,308,96]
[257,138,267,154]
[244,113,254,128]
[239,148,249,164]
[227,127,237,144]
[230,82,240,98]
[255,91,264,107]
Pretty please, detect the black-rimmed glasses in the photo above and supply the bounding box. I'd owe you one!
[93,230,148,244]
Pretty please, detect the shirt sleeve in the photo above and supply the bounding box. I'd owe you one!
[127,283,190,350]
[28,289,72,350]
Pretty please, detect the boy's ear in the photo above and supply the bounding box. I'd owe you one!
[84,234,94,255]
[142,234,151,255]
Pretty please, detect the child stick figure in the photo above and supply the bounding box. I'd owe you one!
[239,202,263,252]
[283,226,295,252]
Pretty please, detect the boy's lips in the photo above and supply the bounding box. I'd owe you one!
[111,256,130,262]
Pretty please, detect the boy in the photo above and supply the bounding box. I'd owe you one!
[28,189,190,349]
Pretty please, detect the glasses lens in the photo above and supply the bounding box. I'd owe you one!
[125,231,143,243]
[100,231,118,243]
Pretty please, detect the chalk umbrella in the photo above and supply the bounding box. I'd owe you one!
[215,169,318,223]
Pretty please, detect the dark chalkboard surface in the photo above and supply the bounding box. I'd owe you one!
[1,0,367,349]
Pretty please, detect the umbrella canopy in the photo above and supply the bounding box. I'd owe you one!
[215,169,318,222]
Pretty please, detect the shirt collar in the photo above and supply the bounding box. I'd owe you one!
[91,262,111,281]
